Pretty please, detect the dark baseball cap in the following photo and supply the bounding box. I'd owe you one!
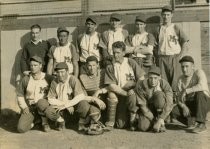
[162,5,173,12]
[86,56,98,63]
[86,16,97,24]
[135,15,146,23]
[148,66,161,76]
[54,62,68,71]
[110,13,122,21]
[30,55,43,64]
[57,27,69,34]
[179,56,194,64]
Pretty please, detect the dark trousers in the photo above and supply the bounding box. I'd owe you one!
[172,91,210,125]
[156,54,181,91]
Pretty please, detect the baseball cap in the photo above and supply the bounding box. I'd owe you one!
[86,16,97,24]
[57,27,69,34]
[148,66,161,76]
[30,55,43,64]
[179,56,194,64]
[162,5,173,12]
[86,56,99,63]
[135,15,146,23]
[110,13,122,21]
[54,62,68,71]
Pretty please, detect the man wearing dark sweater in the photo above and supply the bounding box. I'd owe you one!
[20,24,51,75]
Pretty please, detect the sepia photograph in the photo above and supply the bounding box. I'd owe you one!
[0,0,209,148]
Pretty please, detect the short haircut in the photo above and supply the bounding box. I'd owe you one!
[30,24,41,31]
[86,56,98,64]
[112,41,126,52]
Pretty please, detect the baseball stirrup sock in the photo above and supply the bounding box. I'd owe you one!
[106,98,118,127]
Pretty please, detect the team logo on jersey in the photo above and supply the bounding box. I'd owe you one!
[169,35,178,44]
[64,56,72,63]
[126,73,135,81]
[39,86,49,94]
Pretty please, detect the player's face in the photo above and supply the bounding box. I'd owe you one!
[148,73,161,87]
[113,48,125,63]
[110,19,121,29]
[31,28,41,42]
[87,61,98,75]
[30,61,42,74]
[58,31,69,46]
[85,21,97,33]
[135,21,146,33]
[161,11,173,24]
[181,62,194,77]
[56,69,68,83]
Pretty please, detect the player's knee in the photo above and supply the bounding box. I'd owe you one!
[17,122,30,133]
[137,115,151,132]
[36,99,50,112]
[108,92,118,103]
[153,91,165,110]
[76,100,90,118]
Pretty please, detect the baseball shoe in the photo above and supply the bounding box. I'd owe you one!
[104,122,114,131]
[78,123,89,131]
[191,123,206,133]
[56,121,65,131]
[187,122,199,129]
[43,124,51,132]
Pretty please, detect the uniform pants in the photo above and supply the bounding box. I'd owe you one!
[156,54,181,91]
[172,91,210,125]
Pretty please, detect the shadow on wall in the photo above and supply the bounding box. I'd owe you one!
[10,32,31,88]
[0,109,20,133]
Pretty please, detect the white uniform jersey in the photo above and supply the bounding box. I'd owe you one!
[80,32,100,62]
[26,72,49,105]
[114,58,135,87]
[108,28,125,55]
[53,42,73,73]
[158,23,181,55]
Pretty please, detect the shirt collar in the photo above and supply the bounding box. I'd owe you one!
[31,39,42,45]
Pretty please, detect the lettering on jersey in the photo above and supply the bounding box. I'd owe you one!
[39,86,49,94]
[169,35,178,44]
[64,56,72,63]
[126,73,135,81]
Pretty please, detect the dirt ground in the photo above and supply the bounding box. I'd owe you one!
[0,111,210,149]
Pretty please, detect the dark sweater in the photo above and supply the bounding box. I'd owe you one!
[20,40,50,72]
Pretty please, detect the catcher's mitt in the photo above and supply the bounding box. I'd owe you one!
[86,121,105,135]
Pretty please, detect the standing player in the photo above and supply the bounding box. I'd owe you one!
[76,17,102,73]
[47,62,106,134]
[99,13,129,66]
[47,27,79,77]
[104,41,145,129]
[128,66,173,132]
[21,24,51,75]
[17,56,54,133]
[154,5,189,91]
[125,15,155,71]
[172,56,210,133]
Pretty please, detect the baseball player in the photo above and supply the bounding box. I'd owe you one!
[125,15,155,72]
[76,17,102,74]
[20,24,51,75]
[153,5,189,91]
[172,56,210,133]
[128,66,173,132]
[104,41,145,130]
[99,13,129,66]
[47,62,106,133]
[17,56,55,133]
[47,27,79,77]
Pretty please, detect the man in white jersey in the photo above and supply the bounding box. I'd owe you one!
[16,56,55,133]
[154,5,189,92]
[125,15,155,72]
[99,13,129,67]
[104,41,145,129]
[76,17,102,74]
[47,27,79,77]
